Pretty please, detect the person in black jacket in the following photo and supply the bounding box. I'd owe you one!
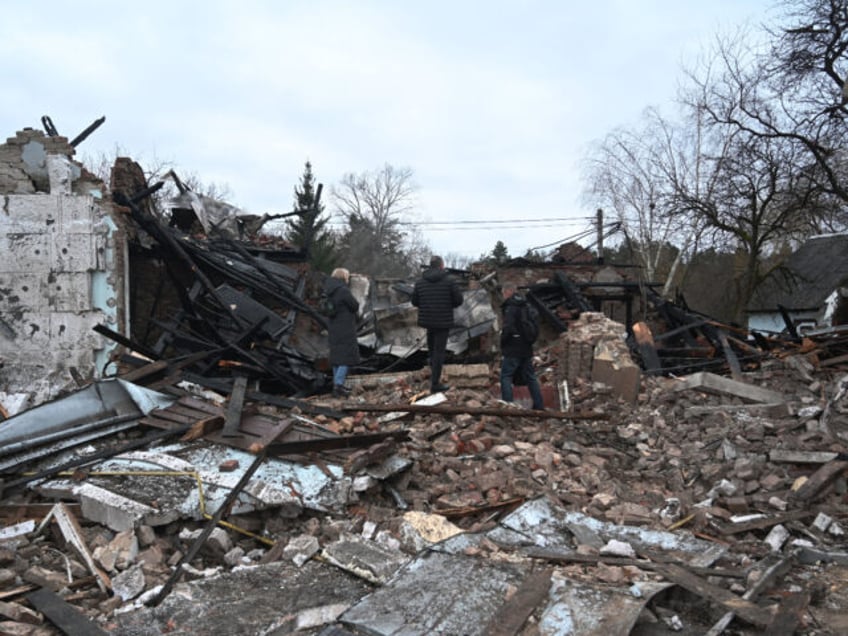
[499,282,544,410]
[411,255,463,393]
[323,268,360,397]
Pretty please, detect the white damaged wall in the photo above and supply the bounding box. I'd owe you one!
[0,128,127,409]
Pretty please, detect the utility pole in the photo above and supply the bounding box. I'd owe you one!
[596,208,604,265]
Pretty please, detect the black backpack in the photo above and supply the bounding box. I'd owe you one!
[319,291,336,317]
[516,303,539,344]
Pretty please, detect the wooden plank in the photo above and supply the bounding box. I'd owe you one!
[223,374,248,437]
[704,554,793,636]
[247,419,293,453]
[483,568,553,636]
[767,589,810,635]
[718,330,743,381]
[790,460,848,503]
[147,408,196,425]
[26,588,109,636]
[0,585,35,602]
[180,415,225,441]
[632,321,662,373]
[525,550,746,579]
[119,359,168,383]
[177,396,225,416]
[267,430,409,456]
[137,415,186,431]
[770,450,840,464]
[655,563,776,628]
[818,352,848,367]
[718,510,815,535]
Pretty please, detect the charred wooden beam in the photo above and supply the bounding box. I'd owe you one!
[26,588,109,636]
[223,374,248,437]
[182,373,343,419]
[0,425,190,499]
[267,430,409,456]
[94,323,160,360]
[553,271,592,313]
[151,450,268,606]
[340,403,608,420]
[69,115,106,148]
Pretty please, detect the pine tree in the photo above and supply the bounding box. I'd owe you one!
[285,161,337,273]
[491,240,510,265]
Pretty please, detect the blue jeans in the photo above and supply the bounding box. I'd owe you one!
[500,356,544,410]
[333,365,349,386]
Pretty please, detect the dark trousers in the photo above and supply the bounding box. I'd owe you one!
[426,328,450,389]
[500,355,545,410]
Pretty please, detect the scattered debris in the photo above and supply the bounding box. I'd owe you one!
[1,123,847,634]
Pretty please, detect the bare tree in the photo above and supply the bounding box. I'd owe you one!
[680,30,829,321]
[692,8,848,211]
[583,107,707,295]
[332,164,420,277]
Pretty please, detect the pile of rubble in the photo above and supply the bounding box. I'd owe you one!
[0,319,847,635]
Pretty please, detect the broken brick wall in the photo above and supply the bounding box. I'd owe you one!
[0,128,129,408]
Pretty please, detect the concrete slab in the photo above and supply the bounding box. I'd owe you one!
[340,549,531,635]
[540,575,672,635]
[673,371,785,404]
[480,498,723,566]
[108,560,372,636]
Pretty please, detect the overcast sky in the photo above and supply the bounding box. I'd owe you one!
[1,1,776,260]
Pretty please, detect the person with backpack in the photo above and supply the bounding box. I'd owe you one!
[322,267,360,397]
[499,282,544,410]
[411,255,464,393]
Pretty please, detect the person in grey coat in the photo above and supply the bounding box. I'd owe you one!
[323,267,360,397]
[411,255,463,393]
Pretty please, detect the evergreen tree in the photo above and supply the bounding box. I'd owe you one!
[285,161,337,273]
[491,240,510,265]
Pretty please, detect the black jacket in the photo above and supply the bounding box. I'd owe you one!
[323,276,361,366]
[411,267,463,329]
[500,294,536,358]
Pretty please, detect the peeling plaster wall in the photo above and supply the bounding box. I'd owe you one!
[0,128,127,406]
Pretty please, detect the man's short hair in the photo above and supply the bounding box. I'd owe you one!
[430,255,444,269]
[331,267,350,283]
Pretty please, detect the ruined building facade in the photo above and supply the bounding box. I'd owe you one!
[0,128,127,404]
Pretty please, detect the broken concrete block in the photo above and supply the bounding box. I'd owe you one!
[764,524,790,552]
[283,535,320,567]
[76,483,160,532]
[224,547,247,567]
[768,496,788,511]
[112,564,145,601]
[205,528,233,556]
[599,539,636,558]
[591,339,641,403]
[321,534,410,584]
[295,603,350,631]
[110,530,140,571]
[399,511,463,553]
[352,475,378,492]
[0,569,16,587]
[0,520,35,549]
[812,512,834,532]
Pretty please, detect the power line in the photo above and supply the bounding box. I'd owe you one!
[397,217,590,226]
